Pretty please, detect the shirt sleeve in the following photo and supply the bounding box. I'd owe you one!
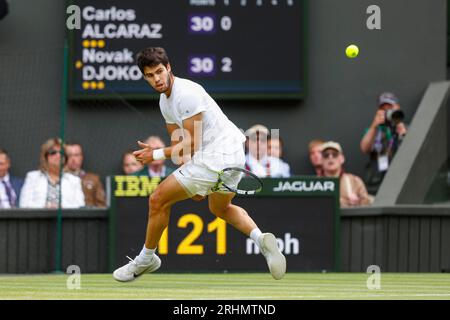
[282,161,291,178]
[18,172,33,208]
[160,102,176,124]
[71,175,85,208]
[177,93,207,121]
[354,175,373,206]
[94,176,107,208]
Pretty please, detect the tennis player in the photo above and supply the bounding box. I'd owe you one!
[113,47,286,281]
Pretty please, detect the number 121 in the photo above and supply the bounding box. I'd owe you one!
[158,214,227,255]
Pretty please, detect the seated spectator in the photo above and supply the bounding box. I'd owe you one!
[0,149,23,208]
[360,92,407,195]
[245,124,271,177]
[65,142,106,208]
[308,139,325,176]
[19,138,85,209]
[133,136,175,178]
[321,141,373,208]
[122,150,143,175]
[268,135,291,177]
[245,124,291,178]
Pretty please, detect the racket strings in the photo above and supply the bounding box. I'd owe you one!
[237,176,263,192]
[219,168,263,194]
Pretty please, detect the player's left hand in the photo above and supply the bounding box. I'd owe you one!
[133,140,154,164]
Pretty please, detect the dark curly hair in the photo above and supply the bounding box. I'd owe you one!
[136,47,170,74]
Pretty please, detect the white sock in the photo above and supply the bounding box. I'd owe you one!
[249,228,263,248]
[138,245,156,261]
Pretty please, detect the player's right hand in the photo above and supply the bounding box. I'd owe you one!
[137,141,150,149]
[133,140,153,164]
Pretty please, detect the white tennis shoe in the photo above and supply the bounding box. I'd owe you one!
[113,254,161,282]
[259,233,287,280]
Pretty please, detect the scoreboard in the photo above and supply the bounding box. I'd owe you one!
[68,0,306,100]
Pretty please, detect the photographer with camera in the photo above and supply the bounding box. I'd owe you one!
[360,92,407,195]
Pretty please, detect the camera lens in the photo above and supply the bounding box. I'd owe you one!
[385,109,404,124]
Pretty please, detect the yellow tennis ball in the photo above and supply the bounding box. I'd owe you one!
[346,44,359,58]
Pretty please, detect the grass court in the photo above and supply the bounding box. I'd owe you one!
[1,273,450,300]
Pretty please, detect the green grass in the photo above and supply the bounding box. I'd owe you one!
[1,273,450,300]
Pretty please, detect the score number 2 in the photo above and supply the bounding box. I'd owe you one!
[158,214,227,255]
[189,56,232,76]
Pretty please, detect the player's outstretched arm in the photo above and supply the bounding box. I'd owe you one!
[132,124,181,164]
[133,141,155,164]
[133,113,203,165]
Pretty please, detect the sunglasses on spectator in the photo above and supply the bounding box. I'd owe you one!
[322,150,340,159]
[46,149,60,156]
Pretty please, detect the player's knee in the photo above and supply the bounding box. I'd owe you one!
[149,191,169,213]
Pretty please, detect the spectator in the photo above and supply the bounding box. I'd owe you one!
[19,138,85,209]
[245,124,270,177]
[122,150,143,175]
[133,136,175,178]
[321,141,373,208]
[65,142,106,208]
[360,92,407,195]
[267,135,291,177]
[308,139,325,176]
[0,149,23,208]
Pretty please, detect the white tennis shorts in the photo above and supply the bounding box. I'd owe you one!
[173,148,246,197]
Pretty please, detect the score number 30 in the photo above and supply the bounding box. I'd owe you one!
[189,15,232,33]
[158,214,227,255]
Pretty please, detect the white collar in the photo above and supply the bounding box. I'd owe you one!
[0,173,10,183]
[148,166,166,177]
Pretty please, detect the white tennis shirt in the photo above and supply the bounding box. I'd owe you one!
[159,77,246,169]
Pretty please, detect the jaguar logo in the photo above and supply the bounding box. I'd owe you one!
[273,181,335,192]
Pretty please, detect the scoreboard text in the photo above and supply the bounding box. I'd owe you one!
[69,0,306,99]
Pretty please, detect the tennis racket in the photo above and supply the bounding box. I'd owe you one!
[212,167,263,195]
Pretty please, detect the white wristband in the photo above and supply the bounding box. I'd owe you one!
[152,148,166,161]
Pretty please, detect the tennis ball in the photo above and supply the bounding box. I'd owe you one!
[346,44,359,58]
